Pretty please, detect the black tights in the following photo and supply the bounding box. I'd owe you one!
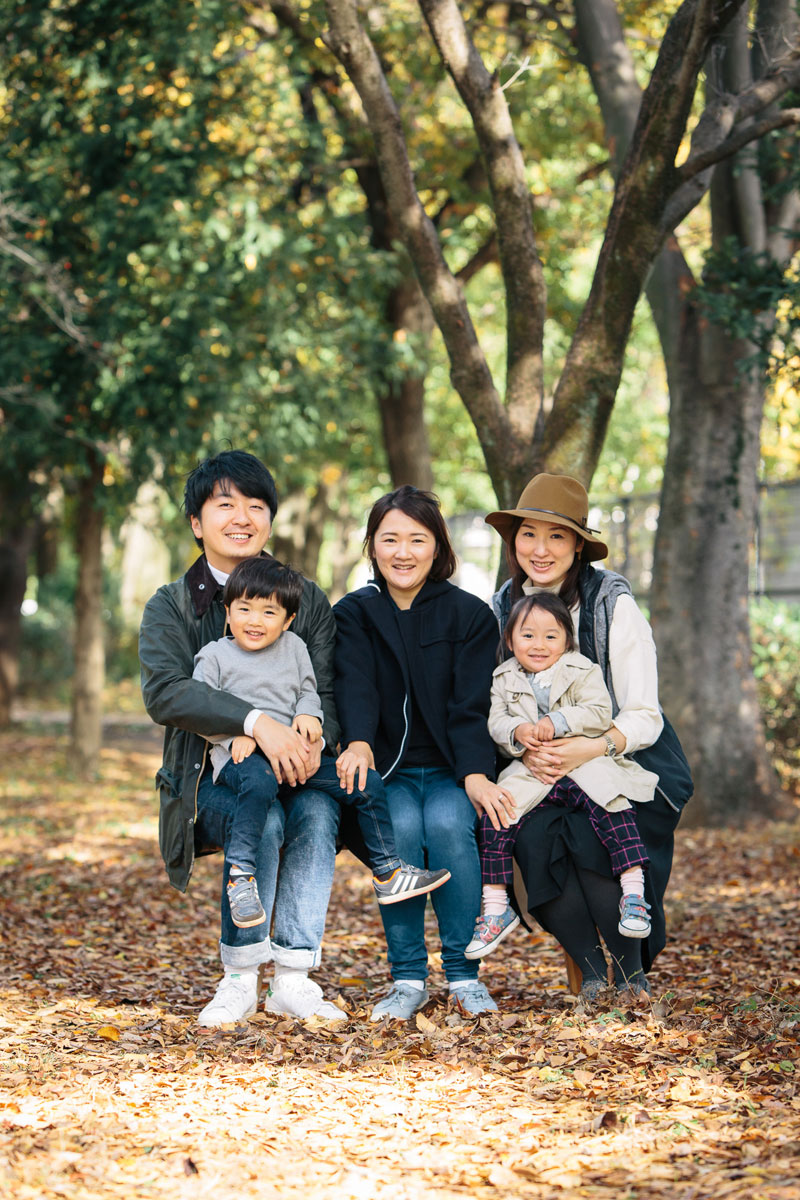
[532,863,644,987]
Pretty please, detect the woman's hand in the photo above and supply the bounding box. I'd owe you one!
[336,741,375,794]
[463,774,516,832]
[522,730,623,785]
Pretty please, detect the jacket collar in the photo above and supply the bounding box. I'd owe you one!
[371,574,452,609]
[186,554,221,617]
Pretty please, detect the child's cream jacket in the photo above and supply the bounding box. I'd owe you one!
[489,652,658,822]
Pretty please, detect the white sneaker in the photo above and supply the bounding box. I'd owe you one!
[197,970,259,1027]
[264,974,346,1021]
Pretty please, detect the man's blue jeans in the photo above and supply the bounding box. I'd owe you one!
[217,753,399,878]
[378,767,481,983]
[193,761,340,970]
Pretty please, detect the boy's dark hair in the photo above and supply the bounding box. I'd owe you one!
[184,451,279,544]
[223,558,304,619]
[364,485,458,582]
[504,591,576,653]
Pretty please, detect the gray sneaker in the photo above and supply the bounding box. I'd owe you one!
[227,874,266,928]
[373,861,451,905]
[370,982,429,1021]
[449,980,498,1015]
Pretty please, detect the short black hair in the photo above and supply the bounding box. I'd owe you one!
[184,450,279,532]
[223,558,304,618]
[504,591,576,654]
[364,485,457,582]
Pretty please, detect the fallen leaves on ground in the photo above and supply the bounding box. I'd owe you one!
[1,729,799,1199]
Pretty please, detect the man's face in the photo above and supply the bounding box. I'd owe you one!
[189,482,272,573]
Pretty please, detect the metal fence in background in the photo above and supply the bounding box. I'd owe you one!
[449,478,800,605]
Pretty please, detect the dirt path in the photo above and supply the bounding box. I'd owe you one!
[1,731,798,1198]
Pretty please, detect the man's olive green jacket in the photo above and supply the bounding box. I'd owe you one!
[139,554,341,892]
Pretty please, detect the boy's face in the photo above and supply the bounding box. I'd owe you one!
[227,593,294,652]
[190,482,272,573]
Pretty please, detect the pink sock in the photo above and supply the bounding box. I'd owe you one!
[482,884,508,917]
[619,866,645,897]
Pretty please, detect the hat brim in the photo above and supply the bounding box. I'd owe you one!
[485,508,608,562]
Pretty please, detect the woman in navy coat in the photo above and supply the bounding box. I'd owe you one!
[334,487,514,1020]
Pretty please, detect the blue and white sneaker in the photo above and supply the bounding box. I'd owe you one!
[370,982,429,1022]
[618,893,651,938]
[450,980,498,1015]
[373,861,451,905]
[464,907,520,959]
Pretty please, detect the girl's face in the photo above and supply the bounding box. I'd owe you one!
[372,509,437,608]
[513,519,582,590]
[509,606,569,674]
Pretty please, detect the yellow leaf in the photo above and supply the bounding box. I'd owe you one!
[96,1025,121,1041]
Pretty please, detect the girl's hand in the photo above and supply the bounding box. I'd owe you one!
[522,734,606,784]
[336,741,375,794]
[513,722,539,749]
[531,716,555,742]
[463,774,516,832]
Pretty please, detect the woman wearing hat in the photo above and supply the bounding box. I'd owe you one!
[485,473,692,1001]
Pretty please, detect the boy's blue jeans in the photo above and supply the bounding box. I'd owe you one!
[194,765,340,970]
[218,751,400,879]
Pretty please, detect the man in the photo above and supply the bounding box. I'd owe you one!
[139,449,344,1025]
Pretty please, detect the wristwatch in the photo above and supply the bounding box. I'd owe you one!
[603,733,617,758]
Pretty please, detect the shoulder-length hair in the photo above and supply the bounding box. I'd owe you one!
[364,486,458,583]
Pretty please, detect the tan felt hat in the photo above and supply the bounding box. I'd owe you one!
[485,473,608,561]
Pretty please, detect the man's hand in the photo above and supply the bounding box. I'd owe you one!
[253,713,311,786]
[336,741,374,795]
[231,735,257,764]
[463,774,516,832]
[292,714,323,743]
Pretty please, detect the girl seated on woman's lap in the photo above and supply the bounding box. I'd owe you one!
[466,592,658,960]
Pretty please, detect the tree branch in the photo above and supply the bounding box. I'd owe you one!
[418,0,546,433]
[679,105,800,180]
[323,0,515,493]
[542,0,747,478]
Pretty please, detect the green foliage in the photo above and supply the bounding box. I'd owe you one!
[751,599,800,766]
[695,239,800,382]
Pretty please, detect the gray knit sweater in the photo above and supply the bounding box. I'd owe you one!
[192,631,323,778]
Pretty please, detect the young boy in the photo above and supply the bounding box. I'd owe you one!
[193,555,450,929]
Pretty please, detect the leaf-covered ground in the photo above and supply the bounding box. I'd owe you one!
[1,728,799,1199]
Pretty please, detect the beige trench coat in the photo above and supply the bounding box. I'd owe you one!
[489,653,658,823]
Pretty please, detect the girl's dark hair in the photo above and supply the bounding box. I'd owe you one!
[504,592,576,654]
[223,558,304,618]
[184,451,279,546]
[364,485,457,582]
[504,515,583,610]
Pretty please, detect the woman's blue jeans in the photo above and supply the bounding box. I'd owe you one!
[379,767,481,983]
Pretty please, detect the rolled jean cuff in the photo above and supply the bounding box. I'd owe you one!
[270,940,322,970]
[219,938,274,969]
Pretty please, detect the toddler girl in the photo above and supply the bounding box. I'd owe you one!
[466,592,657,959]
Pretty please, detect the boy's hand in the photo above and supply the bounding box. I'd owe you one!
[531,716,556,742]
[231,735,257,764]
[292,714,322,743]
[513,722,540,749]
[253,713,310,785]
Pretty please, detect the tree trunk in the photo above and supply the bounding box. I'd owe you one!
[70,458,105,774]
[575,0,789,820]
[379,274,435,490]
[270,482,330,581]
[0,481,36,727]
[650,314,779,822]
